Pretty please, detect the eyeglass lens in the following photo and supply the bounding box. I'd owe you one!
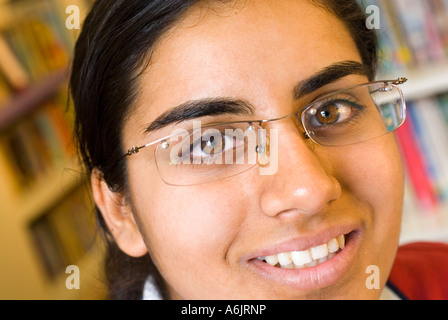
[155,82,405,186]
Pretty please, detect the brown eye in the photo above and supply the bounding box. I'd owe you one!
[305,98,360,130]
[201,135,222,156]
[316,104,340,125]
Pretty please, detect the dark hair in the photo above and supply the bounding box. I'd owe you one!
[70,0,377,300]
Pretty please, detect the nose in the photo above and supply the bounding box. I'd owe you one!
[258,122,342,218]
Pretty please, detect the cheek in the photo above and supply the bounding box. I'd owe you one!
[329,135,404,279]
[331,136,404,209]
[127,168,248,294]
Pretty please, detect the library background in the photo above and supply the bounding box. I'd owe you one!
[0,0,447,300]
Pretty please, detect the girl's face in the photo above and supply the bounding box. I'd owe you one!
[117,0,404,299]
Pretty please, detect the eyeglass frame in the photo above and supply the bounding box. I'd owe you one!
[123,77,408,158]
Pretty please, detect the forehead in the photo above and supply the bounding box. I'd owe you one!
[128,0,361,139]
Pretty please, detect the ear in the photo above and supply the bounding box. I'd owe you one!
[91,168,148,258]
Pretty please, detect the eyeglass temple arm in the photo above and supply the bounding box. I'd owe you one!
[126,146,141,156]
[382,77,408,85]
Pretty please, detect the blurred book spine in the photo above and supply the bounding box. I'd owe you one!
[395,106,438,212]
[0,1,75,95]
[0,91,76,193]
[359,0,448,73]
[395,94,448,212]
[29,183,96,279]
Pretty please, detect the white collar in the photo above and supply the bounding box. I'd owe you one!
[142,276,163,300]
[380,285,402,300]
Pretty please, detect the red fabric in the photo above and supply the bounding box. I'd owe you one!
[388,242,448,300]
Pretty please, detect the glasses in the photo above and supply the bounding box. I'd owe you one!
[124,78,407,186]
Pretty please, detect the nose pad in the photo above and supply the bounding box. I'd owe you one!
[256,119,316,168]
[295,112,314,146]
[256,135,270,167]
[304,132,315,151]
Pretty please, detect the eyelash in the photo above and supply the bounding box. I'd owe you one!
[175,132,241,164]
[307,97,366,128]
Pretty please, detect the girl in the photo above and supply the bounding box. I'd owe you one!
[70,0,448,299]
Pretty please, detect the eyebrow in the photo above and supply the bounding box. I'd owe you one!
[144,98,255,133]
[293,60,371,100]
[143,60,370,134]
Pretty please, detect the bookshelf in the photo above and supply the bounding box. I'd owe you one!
[400,203,448,244]
[0,0,105,299]
[386,62,448,101]
[367,0,448,245]
[0,69,70,130]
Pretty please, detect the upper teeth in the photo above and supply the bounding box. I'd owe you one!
[260,235,345,269]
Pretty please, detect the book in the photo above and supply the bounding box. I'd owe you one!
[0,91,76,191]
[394,110,438,211]
[34,104,67,166]
[64,186,96,252]
[30,215,66,278]
[426,0,448,54]
[44,99,76,159]
[0,135,22,196]
[4,126,35,187]
[411,99,448,201]
[0,34,29,91]
[439,93,448,124]
[391,0,445,66]
[29,183,96,278]
[0,72,11,107]
[363,0,409,73]
[0,1,74,96]
[367,0,448,73]
[420,1,447,63]
[406,103,440,196]
[47,200,86,265]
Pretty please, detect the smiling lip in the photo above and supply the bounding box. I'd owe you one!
[245,225,362,291]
